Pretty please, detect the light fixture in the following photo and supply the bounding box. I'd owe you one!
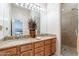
[15,3,45,13]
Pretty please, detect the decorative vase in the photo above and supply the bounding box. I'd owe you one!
[29,30,36,38]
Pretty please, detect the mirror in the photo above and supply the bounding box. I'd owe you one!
[3,3,41,37]
[12,17,23,36]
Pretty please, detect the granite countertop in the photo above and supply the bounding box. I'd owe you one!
[0,35,56,50]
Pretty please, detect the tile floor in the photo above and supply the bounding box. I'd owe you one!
[61,45,78,56]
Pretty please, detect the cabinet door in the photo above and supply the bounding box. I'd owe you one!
[21,50,34,56]
[0,47,17,56]
[45,45,51,56]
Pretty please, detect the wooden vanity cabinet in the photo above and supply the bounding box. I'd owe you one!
[20,43,34,56]
[0,38,56,56]
[0,47,18,56]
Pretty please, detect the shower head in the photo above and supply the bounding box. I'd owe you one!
[72,8,78,11]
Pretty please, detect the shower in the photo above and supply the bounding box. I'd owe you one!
[61,3,78,56]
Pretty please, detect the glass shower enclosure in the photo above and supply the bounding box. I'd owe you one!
[61,3,78,56]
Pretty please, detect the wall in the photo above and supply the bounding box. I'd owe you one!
[3,4,12,37]
[0,4,11,40]
[0,4,4,40]
[40,8,47,34]
[47,3,61,55]
[35,3,61,55]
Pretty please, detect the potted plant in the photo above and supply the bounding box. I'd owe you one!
[28,18,37,38]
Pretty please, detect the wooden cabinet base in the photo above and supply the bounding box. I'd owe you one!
[0,38,56,56]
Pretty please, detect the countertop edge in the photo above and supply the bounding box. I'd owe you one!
[0,36,56,50]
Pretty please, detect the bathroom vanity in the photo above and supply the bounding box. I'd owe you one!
[0,35,56,56]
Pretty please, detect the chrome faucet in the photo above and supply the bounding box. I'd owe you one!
[15,32,23,40]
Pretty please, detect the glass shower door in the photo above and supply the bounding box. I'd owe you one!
[61,3,78,55]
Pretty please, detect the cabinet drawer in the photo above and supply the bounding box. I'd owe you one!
[45,39,51,45]
[35,51,44,56]
[21,44,33,52]
[21,50,34,56]
[45,45,51,56]
[35,47,44,53]
[35,41,44,48]
[51,39,56,43]
[0,47,17,55]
